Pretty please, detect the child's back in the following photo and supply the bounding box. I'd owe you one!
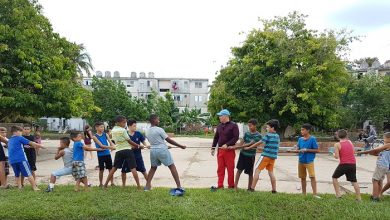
[339,140,356,164]
[63,148,73,167]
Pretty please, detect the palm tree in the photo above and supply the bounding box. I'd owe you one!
[76,44,94,77]
[177,107,208,133]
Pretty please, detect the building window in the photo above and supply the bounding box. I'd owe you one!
[198,96,203,102]
[160,89,170,92]
[195,96,198,102]
[147,81,151,87]
[174,95,181,101]
[386,72,390,76]
[195,82,202,88]
[195,96,203,102]
[85,80,89,86]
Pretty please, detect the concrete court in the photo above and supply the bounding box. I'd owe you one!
[11,137,388,196]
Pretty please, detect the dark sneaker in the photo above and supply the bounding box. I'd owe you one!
[271,190,277,194]
[45,186,53,193]
[247,188,255,192]
[370,196,380,202]
[210,186,218,192]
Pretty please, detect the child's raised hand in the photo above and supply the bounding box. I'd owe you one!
[180,145,186,149]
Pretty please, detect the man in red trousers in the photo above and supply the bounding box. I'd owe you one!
[211,109,239,190]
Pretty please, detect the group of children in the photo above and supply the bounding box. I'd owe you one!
[1,112,389,202]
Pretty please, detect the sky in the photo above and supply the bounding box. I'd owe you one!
[39,0,390,82]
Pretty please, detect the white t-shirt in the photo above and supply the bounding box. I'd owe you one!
[1,137,9,157]
[146,126,168,149]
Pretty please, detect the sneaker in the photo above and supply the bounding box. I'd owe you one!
[247,188,255,192]
[144,187,150,191]
[170,188,185,196]
[271,190,277,194]
[313,195,322,199]
[370,196,380,202]
[88,183,92,187]
[210,186,218,192]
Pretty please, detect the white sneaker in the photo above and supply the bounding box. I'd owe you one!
[313,195,322,199]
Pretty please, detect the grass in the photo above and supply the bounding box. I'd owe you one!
[0,186,389,219]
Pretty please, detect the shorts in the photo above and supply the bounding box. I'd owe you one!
[256,156,275,172]
[0,147,5,161]
[52,166,72,178]
[72,161,87,180]
[236,153,255,174]
[4,158,10,176]
[11,161,32,177]
[121,157,147,173]
[298,162,316,179]
[114,149,136,171]
[372,165,388,181]
[150,148,174,167]
[98,155,113,171]
[25,149,37,171]
[332,164,357,182]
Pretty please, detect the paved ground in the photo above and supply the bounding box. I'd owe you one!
[9,137,389,196]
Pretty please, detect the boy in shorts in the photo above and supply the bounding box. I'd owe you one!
[8,126,44,191]
[288,124,320,198]
[144,114,186,191]
[358,132,390,202]
[0,127,9,188]
[70,131,104,192]
[103,115,141,189]
[332,129,361,201]
[21,125,37,186]
[249,119,280,193]
[233,119,262,190]
[94,121,116,187]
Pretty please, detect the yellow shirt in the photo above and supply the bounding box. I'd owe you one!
[111,126,130,151]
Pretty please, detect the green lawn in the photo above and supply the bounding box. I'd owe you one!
[0,186,389,219]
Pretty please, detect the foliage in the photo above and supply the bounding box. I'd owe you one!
[0,0,97,121]
[177,107,208,134]
[0,186,389,219]
[208,12,355,130]
[75,44,94,77]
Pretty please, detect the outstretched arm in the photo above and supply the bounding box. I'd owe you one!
[55,150,65,160]
[358,143,390,155]
[333,143,340,159]
[83,145,105,152]
[244,141,263,150]
[165,137,186,149]
[29,141,45,149]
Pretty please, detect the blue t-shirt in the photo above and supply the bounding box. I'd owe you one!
[8,136,30,164]
[261,132,280,159]
[73,141,84,161]
[297,136,319,164]
[129,131,145,156]
[95,133,111,156]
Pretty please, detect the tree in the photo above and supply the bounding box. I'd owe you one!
[76,44,94,77]
[208,12,354,131]
[146,91,179,131]
[0,0,97,121]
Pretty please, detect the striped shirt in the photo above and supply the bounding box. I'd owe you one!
[261,132,280,159]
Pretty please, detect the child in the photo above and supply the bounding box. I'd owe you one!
[332,129,361,201]
[289,123,320,198]
[83,125,94,160]
[46,137,73,192]
[103,115,141,189]
[233,119,262,190]
[0,127,9,188]
[22,125,37,186]
[8,126,44,191]
[121,119,149,186]
[70,131,104,192]
[144,114,186,192]
[358,132,390,202]
[249,119,280,193]
[94,121,116,187]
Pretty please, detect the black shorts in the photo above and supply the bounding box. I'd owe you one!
[332,164,357,182]
[236,153,255,175]
[25,149,37,171]
[98,155,113,170]
[114,149,136,171]
[0,146,5,161]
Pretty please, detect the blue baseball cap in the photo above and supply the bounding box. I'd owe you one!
[217,109,231,116]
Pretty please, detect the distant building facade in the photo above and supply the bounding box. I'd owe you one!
[83,71,209,113]
[351,60,390,77]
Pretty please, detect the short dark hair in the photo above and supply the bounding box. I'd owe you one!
[127,119,137,126]
[149,114,159,123]
[60,137,71,146]
[115,115,127,123]
[11,126,23,133]
[384,132,390,139]
[70,131,81,140]
[23,124,31,128]
[266,119,280,131]
[94,121,104,127]
[301,123,313,131]
[248,119,258,126]
[337,129,348,139]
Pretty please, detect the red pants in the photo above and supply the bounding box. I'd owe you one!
[217,149,236,188]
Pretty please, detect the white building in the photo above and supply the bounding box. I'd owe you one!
[83,71,209,113]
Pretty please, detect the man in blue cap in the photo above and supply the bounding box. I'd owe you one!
[211,109,239,189]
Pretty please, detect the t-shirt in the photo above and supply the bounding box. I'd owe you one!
[240,131,262,157]
[146,126,168,149]
[261,132,280,159]
[8,135,30,164]
[129,131,145,156]
[22,135,36,156]
[111,126,131,151]
[1,137,9,157]
[297,136,319,164]
[377,150,390,169]
[94,132,111,156]
[73,141,84,161]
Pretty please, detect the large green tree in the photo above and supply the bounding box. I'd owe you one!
[0,0,96,121]
[208,12,354,130]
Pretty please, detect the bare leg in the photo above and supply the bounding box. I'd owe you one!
[145,166,157,190]
[168,164,181,188]
[110,169,115,185]
[372,180,380,198]
[0,162,6,187]
[234,170,243,189]
[82,177,89,191]
[301,178,307,195]
[310,177,317,196]
[121,173,126,187]
[142,171,148,181]
[131,168,141,189]
[251,169,261,190]
[27,176,39,191]
[381,182,390,196]
[50,175,56,184]
[32,171,36,180]
[15,177,21,189]
[99,170,104,186]
[269,171,276,192]
[332,178,341,198]
[248,173,253,190]
[104,167,117,188]
[352,182,361,201]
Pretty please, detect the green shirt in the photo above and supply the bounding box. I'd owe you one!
[111,126,131,151]
[240,131,262,157]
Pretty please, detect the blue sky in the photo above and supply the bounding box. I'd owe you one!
[39,0,390,82]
